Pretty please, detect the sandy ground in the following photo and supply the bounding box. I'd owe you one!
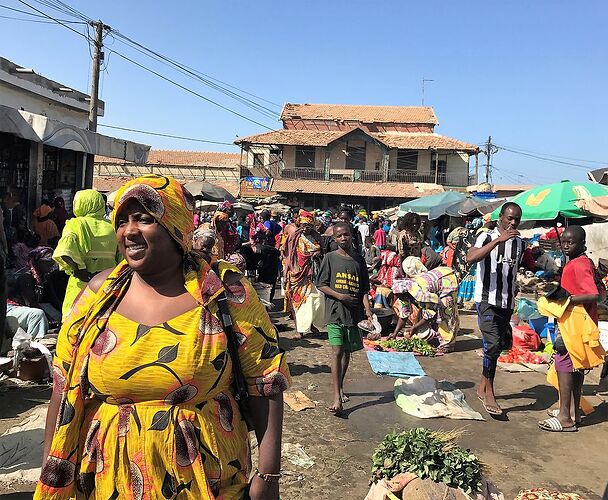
[1,309,607,499]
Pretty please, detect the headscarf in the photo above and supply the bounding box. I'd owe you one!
[217,200,232,213]
[33,204,60,245]
[34,204,53,219]
[466,217,483,230]
[402,256,427,278]
[111,176,194,252]
[298,211,315,225]
[73,189,106,219]
[213,211,230,223]
[318,213,331,229]
[53,197,69,231]
[38,175,229,496]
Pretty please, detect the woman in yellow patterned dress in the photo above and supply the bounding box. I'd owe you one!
[36,175,290,499]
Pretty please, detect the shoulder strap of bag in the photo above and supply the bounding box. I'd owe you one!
[211,263,253,429]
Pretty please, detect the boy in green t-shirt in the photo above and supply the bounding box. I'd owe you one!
[317,222,372,415]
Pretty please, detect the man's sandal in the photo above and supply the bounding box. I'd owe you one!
[538,416,577,432]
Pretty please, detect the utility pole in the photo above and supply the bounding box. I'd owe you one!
[421,77,434,106]
[484,136,493,183]
[85,20,110,188]
[88,20,108,132]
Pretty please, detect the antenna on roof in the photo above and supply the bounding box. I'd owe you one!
[422,77,434,106]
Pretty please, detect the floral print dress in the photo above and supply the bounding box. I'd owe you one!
[40,263,290,499]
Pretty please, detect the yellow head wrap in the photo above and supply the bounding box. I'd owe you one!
[112,174,195,252]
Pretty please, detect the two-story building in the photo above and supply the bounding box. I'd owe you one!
[0,56,149,214]
[236,103,478,210]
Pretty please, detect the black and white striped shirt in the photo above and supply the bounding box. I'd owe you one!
[474,229,524,310]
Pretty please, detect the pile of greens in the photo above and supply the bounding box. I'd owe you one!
[371,428,482,494]
[378,337,436,356]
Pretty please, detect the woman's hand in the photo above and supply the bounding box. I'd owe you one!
[248,475,279,500]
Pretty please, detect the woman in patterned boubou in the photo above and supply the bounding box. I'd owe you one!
[36,174,290,500]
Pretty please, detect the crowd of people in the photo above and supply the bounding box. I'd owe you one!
[0,178,606,498]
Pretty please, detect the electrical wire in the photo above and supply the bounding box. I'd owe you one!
[31,0,90,21]
[17,0,278,130]
[111,30,281,108]
[15,0,88,38]
[14,0,277,130]
[495,145,597,170]
[98,124,236,146]
[494,143,607,166]
[105,48,275,130]
[31,0,281,117]
[109,29,280,119]
[0,2,83,22]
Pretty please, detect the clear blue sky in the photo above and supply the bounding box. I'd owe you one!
[1,0,606,185]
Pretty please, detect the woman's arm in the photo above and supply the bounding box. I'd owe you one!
[247,393,284,500]
[42,374,63,467]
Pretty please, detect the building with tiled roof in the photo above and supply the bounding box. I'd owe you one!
[93,149,240,193]
[235,103,479,210]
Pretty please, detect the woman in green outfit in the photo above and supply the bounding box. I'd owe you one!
[53,189,118,316]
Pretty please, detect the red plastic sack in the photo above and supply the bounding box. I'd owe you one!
[512,325,542,351]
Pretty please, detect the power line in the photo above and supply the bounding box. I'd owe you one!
[29,0,281,118]
[31,0,90,21]
[15,0,88,38]
[98,124,236,146]
[14,0,277,131]
[105,48,275,130]
[109,29,280,119]
[494,143,607,166]
[494,145,596,170]
[0,3,83,22]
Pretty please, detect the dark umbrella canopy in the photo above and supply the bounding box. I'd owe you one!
[184,180,237,203]
[444,197,504,217]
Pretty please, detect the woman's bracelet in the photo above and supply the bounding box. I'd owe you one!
[254,469,282,482]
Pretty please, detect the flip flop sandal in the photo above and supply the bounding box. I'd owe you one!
[538,416,577,432]
[547,409,583,424]
[482,401,503,416]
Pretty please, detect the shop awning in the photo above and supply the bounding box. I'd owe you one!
[0,104,149,164]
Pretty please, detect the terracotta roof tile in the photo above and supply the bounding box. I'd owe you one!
[281,103,438,125]
[235,129,477,152]
[95,149,240,168]
[93,175,240,196]
[374,133,478,152]
[272,179,444,199]
[235,129,343,147]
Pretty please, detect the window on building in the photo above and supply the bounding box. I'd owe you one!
[295,146,316,168]
[345,141,366,170]
[253,153,264,168]
[396,149,418,170]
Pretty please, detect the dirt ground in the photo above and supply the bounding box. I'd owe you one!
[1,309,607,499]
[276,309,608,500]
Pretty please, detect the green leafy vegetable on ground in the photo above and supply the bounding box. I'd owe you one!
[371,428,483,494]
[379,337,436,356]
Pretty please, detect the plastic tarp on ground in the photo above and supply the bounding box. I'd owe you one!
[366,351,425,377]
[399,191,465,217]
[394,376,484,420]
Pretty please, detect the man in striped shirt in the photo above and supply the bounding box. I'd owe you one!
[467,202,524,416]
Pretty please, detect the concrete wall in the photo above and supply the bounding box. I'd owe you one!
[315,147,325,170]
[365,143,383,171]
[329,142,346,169]
[0,81,89,128]
[417,150,432,175]
[282,145,295,168]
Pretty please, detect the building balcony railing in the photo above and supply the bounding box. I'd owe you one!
[276,168,470,186]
